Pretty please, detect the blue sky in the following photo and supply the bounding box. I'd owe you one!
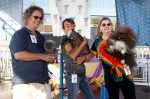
[91,0,116,16]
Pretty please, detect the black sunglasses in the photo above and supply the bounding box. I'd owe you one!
[32,16,43,20]
[102,23,111,27]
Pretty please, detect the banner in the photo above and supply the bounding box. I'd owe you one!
[115,0,150,46]
[49,0,91,39]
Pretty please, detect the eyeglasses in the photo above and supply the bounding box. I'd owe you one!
[32,16,43,20]
[101,23,111,27]
[65,24,75,28]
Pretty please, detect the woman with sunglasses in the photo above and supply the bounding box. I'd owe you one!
[90,17,136,99]
[60,18,95,99]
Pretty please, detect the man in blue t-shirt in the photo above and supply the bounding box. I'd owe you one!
[9,5,56,99]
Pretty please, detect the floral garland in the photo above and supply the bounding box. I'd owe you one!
[96,38,134,83]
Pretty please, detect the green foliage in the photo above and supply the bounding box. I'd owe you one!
[91,18,99,24]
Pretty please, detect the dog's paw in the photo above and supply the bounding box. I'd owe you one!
[121,59,125,64]
[110,45,115,51]
[123,64,127,68]
[121,49,126,55]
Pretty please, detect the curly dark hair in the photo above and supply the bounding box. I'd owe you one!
[21,5,44,26]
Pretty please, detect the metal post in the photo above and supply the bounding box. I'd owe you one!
[60,54,63,99]
[100,85,104,99]
[103,86,107,99]
[100,85,106,99]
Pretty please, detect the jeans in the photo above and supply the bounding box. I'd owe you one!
[66,74,95,99]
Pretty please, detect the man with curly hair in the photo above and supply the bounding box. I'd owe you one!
[9,5,55,99]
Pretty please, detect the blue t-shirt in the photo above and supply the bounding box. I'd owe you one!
[9,27,49,86]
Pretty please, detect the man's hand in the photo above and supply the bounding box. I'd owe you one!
[42,54,56,63]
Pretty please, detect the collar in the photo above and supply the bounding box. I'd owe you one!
[23,27,32,35]
[23,27,39,36]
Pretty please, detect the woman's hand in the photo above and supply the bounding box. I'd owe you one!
[75,56,86,65]
[82,36,88,45]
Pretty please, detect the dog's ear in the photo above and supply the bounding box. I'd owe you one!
[110,31,118,40]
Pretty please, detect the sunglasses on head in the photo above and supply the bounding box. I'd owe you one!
[102,23,111,27]
[32,16,43,20]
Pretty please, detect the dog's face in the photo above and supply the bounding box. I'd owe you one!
[44,40,56,53]
[69,31,78,41]
[112,27,128,41]
[118,32,125,40]
[111,26,137,49]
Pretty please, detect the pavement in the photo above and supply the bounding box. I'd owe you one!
[0,80,12,99]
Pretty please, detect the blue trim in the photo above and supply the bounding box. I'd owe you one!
[60,54,64,99]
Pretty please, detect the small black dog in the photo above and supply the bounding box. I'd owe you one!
[44,40,58,58]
